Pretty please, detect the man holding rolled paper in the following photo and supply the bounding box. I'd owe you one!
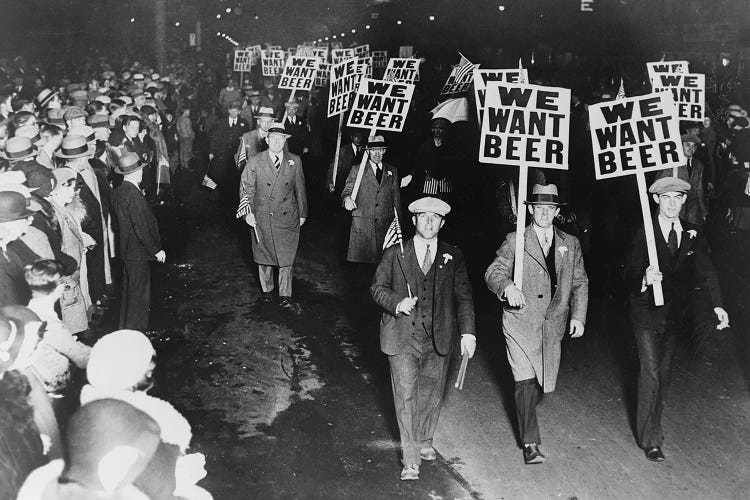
[623,176,729,462]
[370,197,476,481]
[484,183,588,465]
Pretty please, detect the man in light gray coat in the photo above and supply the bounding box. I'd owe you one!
[240,123,307,311]
[485,184,588,465]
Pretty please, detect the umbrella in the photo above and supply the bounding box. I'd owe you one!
[429,97,469,123]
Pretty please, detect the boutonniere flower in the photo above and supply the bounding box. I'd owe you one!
[442,253,453,265]
[687,230,697,239]
[558,246,568,256]
[288,159,295,166]
[387,170,393,176]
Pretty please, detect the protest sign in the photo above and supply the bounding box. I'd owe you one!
[332,48,356,64]
[441,55,478,96]
[399,46,414,58]
[313,47,328,62]
[589,92,685,179]
[355,44,370,58]
[646,60,689,85]
[278,56,320,91]
[372,51,388,69]
[287,47,297,56]
[296,45,315,57]
[248,45,262,65]
[346,78,415,132]
[316,62,330,87]
[261,49,285,76]
[472,68,530,122]
[357,56,373,79]
[233,50,253,72]
[328,58,361,117]
[588,92,687,305]
[479,82,571,170]
[384,58,420,83]
[268,45,282,51]
[330,42,343,50]
[652,72,705,121]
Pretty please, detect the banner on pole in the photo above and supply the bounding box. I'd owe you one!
[588,92,686,179]
[332,48,356,64]
[248,45,262,65]
[383,58,420,83]
[316,62,330,87]
[278,56,320,91]
[233,50,253,72]
[646,60,689,85]
[346,78,415,132]
[473,68,530,121]
[480,82,571,169]
[355,44,370,58]
[261,49,285,76]
[328,58,361,117]
[652,72,705,121]
[372,51,388,69]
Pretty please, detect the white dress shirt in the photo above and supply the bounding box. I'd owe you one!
[269,151,283,167]
[532,224,554,255]
[371,161,382,176]
[413,236,437,269]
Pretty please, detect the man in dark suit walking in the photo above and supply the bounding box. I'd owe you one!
[624,177,729,462]
[209,101,250,214]
[371,197,476,481]
[112,152,165,330]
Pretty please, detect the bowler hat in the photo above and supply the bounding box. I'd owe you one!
[524,184,566,206]
[2,137,38,161]
[366,135,387,149]
[267,122,291,137]
[0,191,35,223]
[648,177,691,195]
[408,197,451,216]
[115,152,147,175]
[55,134,95,159]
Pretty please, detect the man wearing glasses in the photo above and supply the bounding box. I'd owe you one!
[371,197,476,481]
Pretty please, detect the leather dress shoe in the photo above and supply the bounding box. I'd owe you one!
[279,297,301,314]
[644,446,665,462]
[419,447,436,461]
[400,464,419,481]
[259,291,273,303]
[523,443,545,464]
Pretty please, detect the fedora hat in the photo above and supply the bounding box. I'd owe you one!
[366,135,388,149]
[0,191,35,223]
[55,134,95,159]
[87,114,113,129]
[68,125,96,143]
[524,184,566,206]
[45,108,66,126]
[115,152,147,175]
[2,137,38,161]
[267,122,291,138]
[255,106,275,118]
[35,88,58,108]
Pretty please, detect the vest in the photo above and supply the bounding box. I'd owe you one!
[408,254,436,354]
[544,234,557,296]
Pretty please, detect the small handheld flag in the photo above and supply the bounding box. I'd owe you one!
[382,207,403,252]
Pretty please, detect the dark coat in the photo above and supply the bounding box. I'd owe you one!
[209,117,250,181]
[326,143,363,195]
[0,240,40,307]
[239,151,307,267]
[341,160,402,264]
[112,181,161,261]
[485,225,589,392]
[235,129,287,172]
[624,217,722,327]
[283,116,309,156]
[371,239,476,356]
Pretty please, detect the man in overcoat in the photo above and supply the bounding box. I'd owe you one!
[240,123,307,310]
[623,176,728,462]
[342,136,401,267]
[112,152,165,330]
[209,101,249,212]
[485,184,588,464]
[235,107,285,173]
[371,197,476,481]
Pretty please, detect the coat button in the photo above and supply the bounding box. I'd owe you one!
[283,211,287,215]
[267,182,271,186]
[375,203,379,207]
[538,294,543,298]
[270,212,274,215]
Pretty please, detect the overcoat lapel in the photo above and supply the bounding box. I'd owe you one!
[554,228,565,277]
[653,217,675,270]
[524,225,547,275]
[674,221,693,268]
[397,240,418,294]
[433,240,450,289]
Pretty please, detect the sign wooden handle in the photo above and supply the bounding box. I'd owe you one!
[635,171,664,306]
[331,114,345,187]
[513,166,529,290]
[350,126,378,202]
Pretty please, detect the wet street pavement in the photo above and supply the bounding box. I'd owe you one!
[137,168,750,500]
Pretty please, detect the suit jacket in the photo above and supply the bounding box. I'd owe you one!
[112,181,161,261]
[485,225,588,392]
[209,118,250,159]
[326,143,363,194]
[0,240,40,307]
[239,151,307,267]
[371,239,476,356]
[623,217,722,327]
[283,116,309,156]
[341,160,401,264]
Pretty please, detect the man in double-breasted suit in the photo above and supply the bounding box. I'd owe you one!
[623,177,728,462]
[240,123,307,311]
[112,152,165,330]
[485,184,588,465]
[371,197,476,481]
[342,135,401,266]
[235,107,287,173]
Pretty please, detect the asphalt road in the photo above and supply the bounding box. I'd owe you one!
[142,167,750,500]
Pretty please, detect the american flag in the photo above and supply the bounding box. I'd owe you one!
[236,136,247,169]
[440,53,477,95]
[616,78,626,100]
[202,175,217,190]
[236,185,251,218]
[382,207,403,251]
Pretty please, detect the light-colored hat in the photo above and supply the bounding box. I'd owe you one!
[648,177,691,194]
[2,137,37,161]
[52,167,78,187]
[366,135,387,149]
[55,134,95,159]
[35,88,59,108]
[87,329,155,390]
[46,108,66,126]
[14,127,46,148]
[284,100,299,108]
[115,152,147,175]
[87,114,113,129]
[132,73,145,81]
[267,122,291,137]
[63,106,87,121]
[120,96,133,106]
[94,95,112,105]
[524,184,566,206]
[681,134,701,145]
[255,106,275,118]
[408,197,451,216]
[69,125,96,143]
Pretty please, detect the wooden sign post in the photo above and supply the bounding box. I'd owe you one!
[479,81,571,289]
[588,92,687,306]
[328,57,362,187]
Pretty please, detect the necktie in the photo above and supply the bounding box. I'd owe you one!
[376,164,383,183]
[421,244,432,275]
[667,223,678,256]
[230,119,235,127]
[687,159,693,177]
[274,155,281,170]
[542,232,551,256]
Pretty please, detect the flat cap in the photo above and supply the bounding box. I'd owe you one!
[649,176,691,194]
[681,134,700,145]
[408,197,451,216]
